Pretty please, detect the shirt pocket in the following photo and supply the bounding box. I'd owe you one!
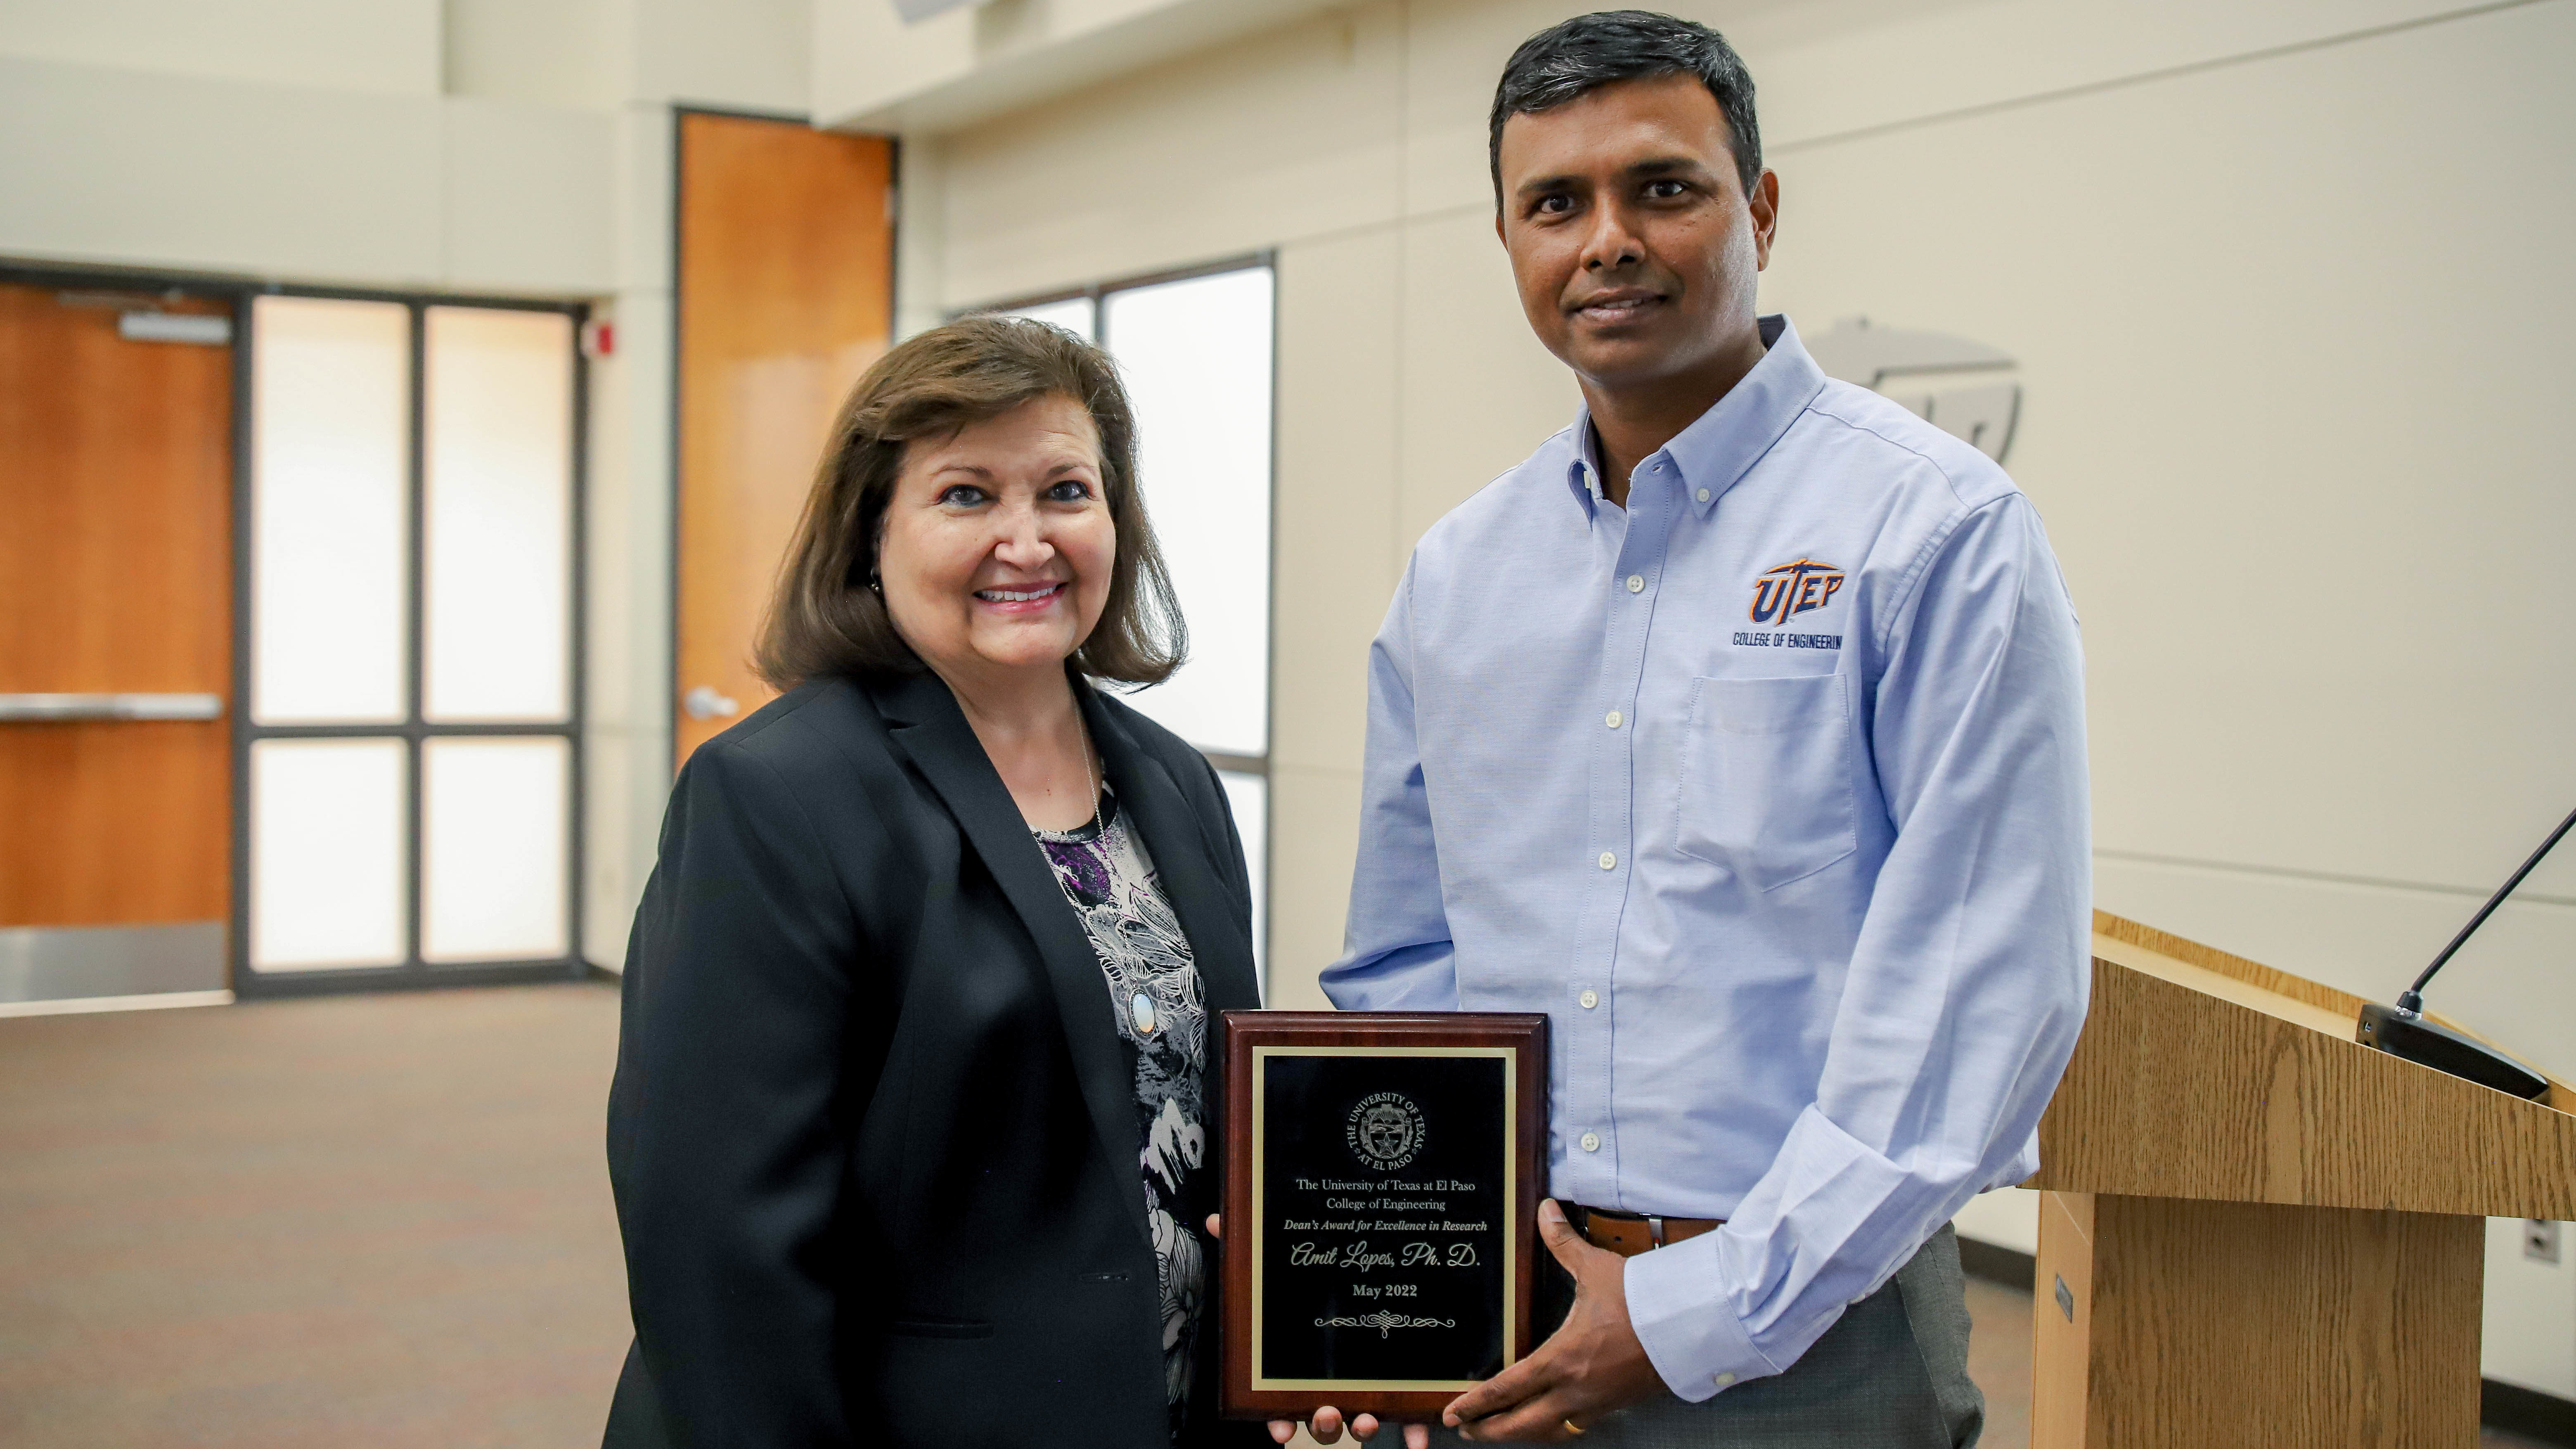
[1675,674,1857,891]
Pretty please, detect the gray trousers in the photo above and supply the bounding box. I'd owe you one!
[1437,1224,1983,1448]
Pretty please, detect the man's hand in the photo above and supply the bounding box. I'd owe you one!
[1440,1201,1667,1441]
[1205,1215,1432,1449]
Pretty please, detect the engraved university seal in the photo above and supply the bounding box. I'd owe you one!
[1345,1091,1426,1172]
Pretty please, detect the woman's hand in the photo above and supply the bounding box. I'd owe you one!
[1286,1405,1430,1448]
[1205,1215,1434,1449]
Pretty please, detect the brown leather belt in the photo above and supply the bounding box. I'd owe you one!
[1576,1206,1722,1257]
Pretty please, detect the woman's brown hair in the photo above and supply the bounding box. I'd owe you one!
[754,314,1186,689]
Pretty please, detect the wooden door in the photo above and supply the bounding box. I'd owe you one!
[675,113,894,765]
[0,282,234,1000]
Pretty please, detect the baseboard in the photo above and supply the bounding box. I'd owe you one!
[0,988,234,1019]
[1955,1234,2036,1292]
[2487,1379,2576,1446]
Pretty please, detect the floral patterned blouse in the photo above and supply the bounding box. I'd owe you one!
[1033,786,1208,1440]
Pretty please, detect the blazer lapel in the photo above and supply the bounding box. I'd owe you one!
[1080,689,1265,1228]
[1081,691,1263,1020]
[868,671,1151,1246]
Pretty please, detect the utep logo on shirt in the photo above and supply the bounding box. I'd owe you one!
[1750,559,1844,624]
[1734,559,1847,651]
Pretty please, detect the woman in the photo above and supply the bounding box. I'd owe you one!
[604,317,1265,1449]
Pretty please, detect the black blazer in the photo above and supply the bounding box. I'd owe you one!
[604,670,1268,1449]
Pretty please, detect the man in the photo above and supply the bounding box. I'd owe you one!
[1310,11,2090,1446]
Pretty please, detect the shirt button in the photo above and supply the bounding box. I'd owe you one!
[1598,851,1616,870]
[1579,1132,1601,1152]
[1626,574,1645,593]
[1604,710,1622,729]
[1696,488,1711,503]
[1579,989,1598,1009]
[1713,1371,1737,1387]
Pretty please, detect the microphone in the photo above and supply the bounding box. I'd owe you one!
[2355,803,2572,1100]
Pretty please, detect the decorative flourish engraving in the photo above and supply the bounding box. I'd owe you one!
[1314,1311,1458,1338]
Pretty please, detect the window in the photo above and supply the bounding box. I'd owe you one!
[239,295,583,987]
[996,260,1274,986]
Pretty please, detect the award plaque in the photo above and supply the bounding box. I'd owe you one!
[1220,1011,1548,1421]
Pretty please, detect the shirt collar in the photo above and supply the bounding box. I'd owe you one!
[1569,422,1608,506]
[1560,314,1828,520]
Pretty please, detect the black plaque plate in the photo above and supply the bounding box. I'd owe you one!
[1220,1012,1547,1421]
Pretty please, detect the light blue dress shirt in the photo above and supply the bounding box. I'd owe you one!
[1321,316,2091,1402]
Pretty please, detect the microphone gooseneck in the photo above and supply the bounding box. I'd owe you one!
[2397,801,2576,1016]
[2353,800,2568,1100]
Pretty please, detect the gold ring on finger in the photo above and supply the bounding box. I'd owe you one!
[1563,1420,1586,1437]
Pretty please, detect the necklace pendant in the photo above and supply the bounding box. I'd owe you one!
[1131,992,1158,1036]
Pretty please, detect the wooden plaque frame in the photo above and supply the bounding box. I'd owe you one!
[1219,1011,1548,1421]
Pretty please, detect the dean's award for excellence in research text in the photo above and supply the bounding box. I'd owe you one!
[1219,1012,1548,1421]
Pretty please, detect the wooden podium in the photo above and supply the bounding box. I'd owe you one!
[2026,913,2576,1446]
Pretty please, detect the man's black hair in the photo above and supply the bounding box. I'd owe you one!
[1489,10,1762,210]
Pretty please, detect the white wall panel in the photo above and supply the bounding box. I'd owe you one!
[1951,1186,2041,1255]
[1757,1,2576,904]
[0,56,444,284]
[1395,211,1578,555]
[633,0,810,111]
[443,0,629,111]
[1396,0,2514,216]
[1220,770,1268,990]
[812,0,1354,133]
[0,0,439,96]
[2486,1215,2576,1398]
[613,103,678,294]
[1266,762,1361,1013]
[893,133,949,339]
[0,56,614,295]
[582,288,675,971]
[443,99,617,296]
[938,5,1403,308]
[1271,231,1402,778]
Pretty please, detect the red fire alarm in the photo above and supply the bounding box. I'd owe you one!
[580,318,615,359]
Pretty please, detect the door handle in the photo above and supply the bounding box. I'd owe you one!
[0,693,225,722]
[682,685,740,721]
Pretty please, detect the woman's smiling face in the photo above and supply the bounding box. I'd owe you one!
[876,391,1117,687]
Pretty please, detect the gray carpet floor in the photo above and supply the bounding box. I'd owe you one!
[0,983,631,1448]
[0,981,2552,1447]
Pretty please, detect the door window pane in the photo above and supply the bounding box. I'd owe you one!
[422,306,573,723]
[421,737,568,963]
[250,296,410,724]
[250,739,407,969]
[1102,268,1272,756]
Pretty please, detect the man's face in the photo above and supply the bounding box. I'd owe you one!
[1495,73,1778,393]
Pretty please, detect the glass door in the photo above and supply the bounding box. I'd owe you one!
[237,295,584,991]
